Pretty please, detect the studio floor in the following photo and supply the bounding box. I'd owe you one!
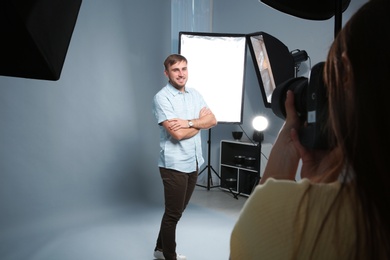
[0,186,248,260]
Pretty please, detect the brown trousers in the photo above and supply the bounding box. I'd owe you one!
[156,167,198,260]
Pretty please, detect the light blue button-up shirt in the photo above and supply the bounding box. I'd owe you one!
[153,83,207,173]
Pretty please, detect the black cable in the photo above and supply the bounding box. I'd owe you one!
[238,124,269,162]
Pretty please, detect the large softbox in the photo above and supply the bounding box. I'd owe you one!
[0,0,82,81]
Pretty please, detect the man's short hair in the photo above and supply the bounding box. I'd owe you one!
[164,54,187,71]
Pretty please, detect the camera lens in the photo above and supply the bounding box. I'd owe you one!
[271,76,308,119]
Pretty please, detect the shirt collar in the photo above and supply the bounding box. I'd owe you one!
[167,82,188,96]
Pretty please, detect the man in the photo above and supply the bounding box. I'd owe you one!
[152,54,217,260]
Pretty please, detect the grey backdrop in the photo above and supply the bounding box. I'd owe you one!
[0,0,367,254]
[0,0,170,231]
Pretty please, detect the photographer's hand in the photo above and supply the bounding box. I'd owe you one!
[288,99,341,183]
[260,90,340,184]
[260,90,301,184]
[292,128,341,183]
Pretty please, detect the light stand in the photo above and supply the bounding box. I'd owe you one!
[197,129,220,190]
[196,129,240,199]
[250,142,262,194]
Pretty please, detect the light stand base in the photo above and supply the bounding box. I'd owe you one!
[196,164,220,190]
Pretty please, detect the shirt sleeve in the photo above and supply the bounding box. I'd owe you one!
[153,93,177,125]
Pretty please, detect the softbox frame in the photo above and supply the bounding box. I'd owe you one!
[0,0,82,81]
[246,31,295,108]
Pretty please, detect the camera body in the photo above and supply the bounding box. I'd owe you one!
[271,62,330,149]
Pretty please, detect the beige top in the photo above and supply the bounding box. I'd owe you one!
[230,178,359,260]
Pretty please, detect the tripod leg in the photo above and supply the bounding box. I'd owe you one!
[196,129,220,190]
[198,166,207,176]
[210,166,220,179]
[228,188,239,199]
[250,176,261,195]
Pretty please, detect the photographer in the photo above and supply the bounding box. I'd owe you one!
[230,0,390,259]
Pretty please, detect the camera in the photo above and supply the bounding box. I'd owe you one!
[271,62,330,149]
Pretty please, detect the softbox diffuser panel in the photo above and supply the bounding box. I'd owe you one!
[179,32,247,124]
[0,0,82,80]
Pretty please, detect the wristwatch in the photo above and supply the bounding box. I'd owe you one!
[188,120,194,128]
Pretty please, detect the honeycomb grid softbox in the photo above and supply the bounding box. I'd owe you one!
[0,0,82,81]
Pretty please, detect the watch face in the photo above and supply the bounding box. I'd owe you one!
[189,121,193,127]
